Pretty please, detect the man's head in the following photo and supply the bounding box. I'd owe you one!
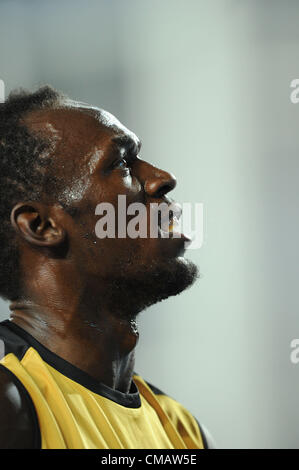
[0,86,198,317]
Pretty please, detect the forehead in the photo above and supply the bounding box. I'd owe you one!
[24,103,140,156]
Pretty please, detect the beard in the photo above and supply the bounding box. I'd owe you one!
[101,256,199,320]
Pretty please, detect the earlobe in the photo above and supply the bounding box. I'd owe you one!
[10,202,66,247]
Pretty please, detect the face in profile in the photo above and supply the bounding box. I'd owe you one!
[23,102,199,318]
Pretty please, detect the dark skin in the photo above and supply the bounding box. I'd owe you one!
[0,103,197,448]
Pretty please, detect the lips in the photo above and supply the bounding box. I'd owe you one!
[157,202,178,232]
[157,201,191,242]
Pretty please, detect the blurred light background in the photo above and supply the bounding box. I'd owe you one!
[1,0,299,448]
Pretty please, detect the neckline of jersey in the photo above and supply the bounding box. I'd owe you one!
[3,320,142,409]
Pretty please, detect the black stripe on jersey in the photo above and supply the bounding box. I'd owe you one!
[143,378,209,449]
[0,320,30,361]
[0,364,41,449]
[1,320,141,408]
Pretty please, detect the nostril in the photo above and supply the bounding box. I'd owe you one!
[156,173,177,197]
[156,184,174,198]
[144,171,177,198]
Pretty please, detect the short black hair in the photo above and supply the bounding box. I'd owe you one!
[0,85,64,300]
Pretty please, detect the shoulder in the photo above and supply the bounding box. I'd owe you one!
[0,321,41,449]
[0,364,40,449]
[144,379,216,449]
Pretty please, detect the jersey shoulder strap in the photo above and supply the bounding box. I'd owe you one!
[144,379,214,449]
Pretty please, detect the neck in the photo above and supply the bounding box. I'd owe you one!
[9,296,139,394]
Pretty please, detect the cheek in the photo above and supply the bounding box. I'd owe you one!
[96,173,143,205]
[89,176,145,229]
[93,238,160,275]
[77,174,161,269]
[122,174,142,195]
[84,238,141,278]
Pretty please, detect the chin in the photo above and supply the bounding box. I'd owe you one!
[104,255,199,318]
[143,256,199,304]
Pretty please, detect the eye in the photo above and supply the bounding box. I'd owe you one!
[112,157,130,172]
[116,158,128,169]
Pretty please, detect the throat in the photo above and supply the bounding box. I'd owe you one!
[9,301,139,394]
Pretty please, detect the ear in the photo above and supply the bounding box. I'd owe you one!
[10,202,66,247]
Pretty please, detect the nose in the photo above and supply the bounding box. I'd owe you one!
[137,160,177,198]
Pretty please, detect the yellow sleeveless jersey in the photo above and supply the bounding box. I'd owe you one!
[0,320,206,449]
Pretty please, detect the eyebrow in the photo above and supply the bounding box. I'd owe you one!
[111,135,142,156]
